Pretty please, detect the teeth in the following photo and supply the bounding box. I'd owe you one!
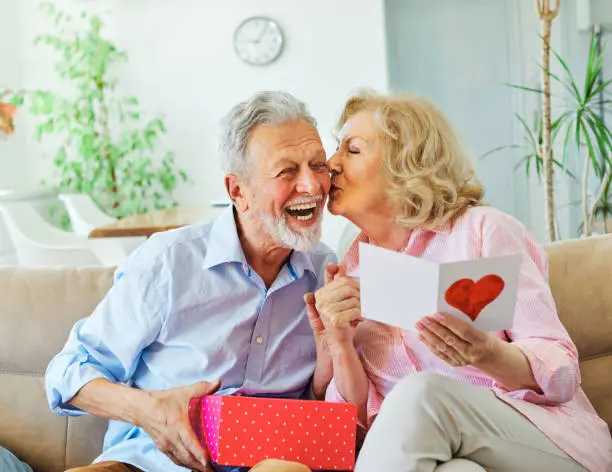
[296,214,314,221]
[287,202,317,211]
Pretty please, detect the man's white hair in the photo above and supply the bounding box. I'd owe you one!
[218,91,317,177]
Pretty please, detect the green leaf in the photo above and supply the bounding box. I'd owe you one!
[552,48,581,101]
[506,83,545,94]
[8,95,24,107]
[579,119,602,176]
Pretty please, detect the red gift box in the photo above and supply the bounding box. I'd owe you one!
[190,395,358,471]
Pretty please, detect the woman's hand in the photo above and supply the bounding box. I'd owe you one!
[415,312,500,368]
[304,263,344,338]
[313,264,363,348]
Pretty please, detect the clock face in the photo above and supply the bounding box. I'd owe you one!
[233,17,284,66]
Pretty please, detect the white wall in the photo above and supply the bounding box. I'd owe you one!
[386,0,544,237]
[1,0,389,249]
[0,0,29,189]
[592,0,612,27]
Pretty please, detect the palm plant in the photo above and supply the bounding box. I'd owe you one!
[482,112,574,181]
[500,28,612,238]
[547,30,612,236]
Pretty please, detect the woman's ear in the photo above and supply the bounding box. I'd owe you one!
[225,174,248,213]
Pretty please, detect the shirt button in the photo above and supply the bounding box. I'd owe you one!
[255,336,263,344]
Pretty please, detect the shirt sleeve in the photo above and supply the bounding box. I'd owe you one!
[325,376,384,435]
[480,213,580,405]
[45,253,168,416]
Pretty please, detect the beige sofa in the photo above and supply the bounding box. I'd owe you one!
[1,235,612,472]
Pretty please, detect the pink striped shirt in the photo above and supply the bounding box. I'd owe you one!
[325,205,612,472]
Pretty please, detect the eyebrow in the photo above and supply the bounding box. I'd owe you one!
[273,153,326,168]
[337,134,368,144]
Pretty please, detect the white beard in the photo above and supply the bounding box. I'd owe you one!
[254,205,322,252]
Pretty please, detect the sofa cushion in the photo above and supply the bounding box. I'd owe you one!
[545,234,612,429]
[0,267,115,376]
[0,267,114,472]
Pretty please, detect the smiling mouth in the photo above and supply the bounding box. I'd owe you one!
[285,201,318,221]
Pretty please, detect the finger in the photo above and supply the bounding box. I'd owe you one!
[416,323,467,366]
[304,293,318,318]
[180,424,210,470]
[324,299,362,320]
[316,281,360,306]
[324,263,340,284]
[325,307,364,329]
[304,293,325,333]
[304,292,315,306]
[166,450,181,466]
[187,380,222,401]
[314,276,359,302]
[418,333,463,367]
[335,264,348,278]
[327,275,360,291]
[173,444,206,471]
[431,312,482,344]
[418,318,471,355]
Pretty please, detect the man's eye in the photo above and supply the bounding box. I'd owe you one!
[278,168,296,176]
[313,162,328,170]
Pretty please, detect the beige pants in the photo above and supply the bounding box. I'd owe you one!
[66,458,309,472]
[354,372,587,472]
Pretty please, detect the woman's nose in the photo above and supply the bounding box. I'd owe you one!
[327,152,342,175]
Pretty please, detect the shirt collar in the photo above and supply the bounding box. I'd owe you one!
[202,205,317,279]
[202,205,247,270]
[287,248,316,280]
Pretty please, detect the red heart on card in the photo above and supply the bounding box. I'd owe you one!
[444,274,505,321]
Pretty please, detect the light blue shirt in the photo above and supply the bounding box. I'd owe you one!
[45,206,336,472]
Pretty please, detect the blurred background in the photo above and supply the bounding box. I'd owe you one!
[1,0,611,267]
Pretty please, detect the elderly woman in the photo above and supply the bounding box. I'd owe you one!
[308,92,612,472]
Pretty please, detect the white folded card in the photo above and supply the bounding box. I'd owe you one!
[359,243,522,332]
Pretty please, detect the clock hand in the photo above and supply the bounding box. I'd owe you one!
[253,22,270,44]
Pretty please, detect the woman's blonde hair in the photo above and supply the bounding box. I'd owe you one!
[338,92,484,230]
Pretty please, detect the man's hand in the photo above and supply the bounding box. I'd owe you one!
[140,380,221,471]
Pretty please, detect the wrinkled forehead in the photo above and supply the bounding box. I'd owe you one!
[247,124,325,170]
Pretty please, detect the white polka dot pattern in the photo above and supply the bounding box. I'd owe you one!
[197,396,357,470]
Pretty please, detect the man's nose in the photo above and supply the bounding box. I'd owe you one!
[296,168,320,194]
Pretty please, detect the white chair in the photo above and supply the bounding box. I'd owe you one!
[0,202,128,267]
[59,193,115,235]
[59,193,145,253]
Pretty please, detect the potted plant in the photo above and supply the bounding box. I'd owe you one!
[7,2,188,219]
[486,27,612,239]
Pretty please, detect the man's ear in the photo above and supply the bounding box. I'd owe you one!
[225,173,249,212]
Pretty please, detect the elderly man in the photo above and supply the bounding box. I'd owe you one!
[45,91,335,472]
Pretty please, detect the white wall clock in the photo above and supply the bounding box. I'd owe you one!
[233,16,284,66]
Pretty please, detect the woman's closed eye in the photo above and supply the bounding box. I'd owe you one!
[348,145,361,154]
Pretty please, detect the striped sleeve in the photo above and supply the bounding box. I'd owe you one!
[480,213,580,405]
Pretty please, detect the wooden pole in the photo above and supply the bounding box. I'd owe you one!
[537,0,560,242]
